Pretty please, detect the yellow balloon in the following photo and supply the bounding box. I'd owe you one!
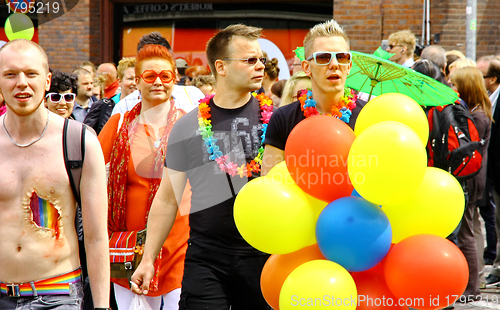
[267,161,328,219]
[354,93,429,146]
[266,161,327,245]
[234,176,316,254]
[382,167,465,243]
[267,161,295,186]
[308,194,328,220]
[279,260,357,310]
[5,13,34,41]
[348,121,427,206]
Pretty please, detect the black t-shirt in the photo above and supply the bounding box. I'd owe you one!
[165,96,267,255]
[263,98,366,150]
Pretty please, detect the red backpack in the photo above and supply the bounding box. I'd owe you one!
[426,102,484,182]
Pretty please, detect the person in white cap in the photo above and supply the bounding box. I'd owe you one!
[175,58,190,85]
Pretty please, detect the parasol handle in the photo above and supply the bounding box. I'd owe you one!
[367,62,383,102]
[368,79,378,101]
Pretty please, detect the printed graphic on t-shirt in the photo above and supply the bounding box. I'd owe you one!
[201,117,263,174]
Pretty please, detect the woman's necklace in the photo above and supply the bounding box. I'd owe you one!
[142,121,162,149]
[298,86,357,123]
[197,93,273,178]
[140,102,173,149]
[3,109,50,148]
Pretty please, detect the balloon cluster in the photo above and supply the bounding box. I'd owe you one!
[234,93,468,310]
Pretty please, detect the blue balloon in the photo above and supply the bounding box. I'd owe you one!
[352,189,382,208]
[351,189,362,198]
[316,196,392,272]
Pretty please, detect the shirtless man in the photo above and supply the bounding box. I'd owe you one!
[0,40,110,309]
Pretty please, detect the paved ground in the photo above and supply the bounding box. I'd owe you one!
[448,215,500,310]
[452,265,500,309]
[454,289,500,310]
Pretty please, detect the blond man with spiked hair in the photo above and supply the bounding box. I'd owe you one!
[385,29,416,67]
[262,19,365,175]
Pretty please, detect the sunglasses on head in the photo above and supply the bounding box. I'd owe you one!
[46,92,76,103]
[223,57,267,65]
[139,70,175,84]
[306,52,352,66]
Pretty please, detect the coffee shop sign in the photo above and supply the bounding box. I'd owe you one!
[127,3,213,14]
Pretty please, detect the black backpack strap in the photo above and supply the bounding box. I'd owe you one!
[63,118,85,206]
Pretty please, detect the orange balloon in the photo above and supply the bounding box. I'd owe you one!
[384,234,468,310]
[285,116,356,202]
[351,270,409,310]
[260,244,325,309]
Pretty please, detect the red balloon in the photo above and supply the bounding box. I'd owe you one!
[349,243,406,310]
[285,116,356,202]
[351,270,409,310]
[384,234,468,310]
[260,244,325,309]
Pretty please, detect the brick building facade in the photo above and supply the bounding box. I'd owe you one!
[38,0,100,72]
[38,0,500,71]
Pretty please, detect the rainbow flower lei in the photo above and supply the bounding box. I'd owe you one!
[298,85,357,123]
[198,92,273,178]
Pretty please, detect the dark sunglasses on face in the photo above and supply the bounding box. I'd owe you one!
[139,70,175,84]
[306,52,352,66]
[388,44,404,50]
[223,57,267,65]
[46,92,76,103]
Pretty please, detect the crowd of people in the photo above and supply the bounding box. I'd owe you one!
[0,18,499,310]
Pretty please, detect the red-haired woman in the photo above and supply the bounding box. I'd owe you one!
[98,44,189,310]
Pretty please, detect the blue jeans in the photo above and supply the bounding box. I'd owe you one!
[0,280,83,310]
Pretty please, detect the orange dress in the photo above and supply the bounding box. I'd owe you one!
[99,113,191,296]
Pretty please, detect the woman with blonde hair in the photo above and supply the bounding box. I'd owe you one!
[191,74,216,95]
[111,57,138,103]
[445,50,466,79]
[280,71,311,107]
[447,58,476,84]
[450,66,492,301]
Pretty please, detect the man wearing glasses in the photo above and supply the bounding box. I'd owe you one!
[44,71,78,120]
[0,39,110,309]
[261,19,364,175]
[385,29,417,68]
[131,24,273,309]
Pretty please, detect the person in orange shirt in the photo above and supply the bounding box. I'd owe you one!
[98,44,189,310]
